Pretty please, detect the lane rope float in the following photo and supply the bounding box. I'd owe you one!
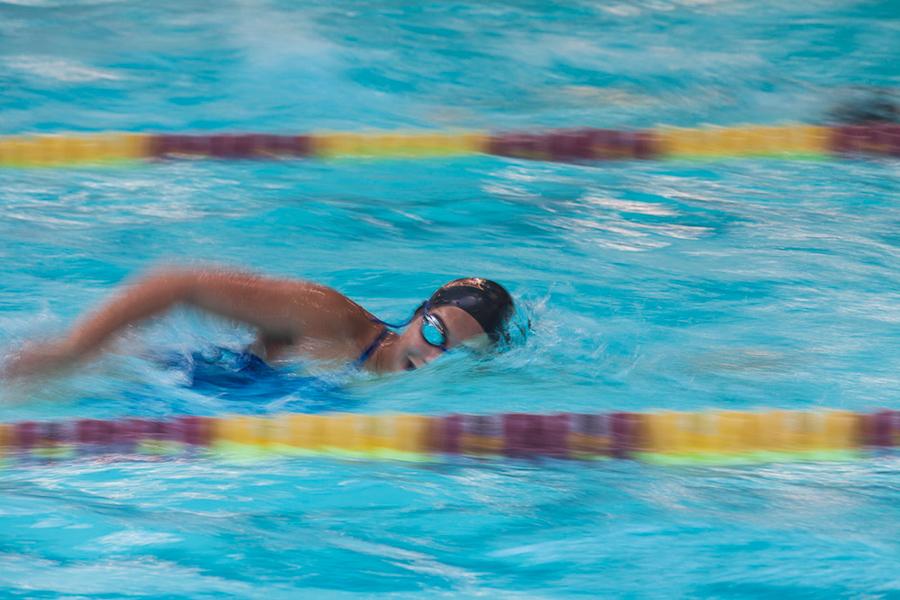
[0,124,897,167]
[2,409,898,466]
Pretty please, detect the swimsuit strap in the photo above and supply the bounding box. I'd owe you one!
[354,326,390,369]
[354,306,425,369]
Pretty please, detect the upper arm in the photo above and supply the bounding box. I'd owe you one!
[187,269,370,345]
[184,268,354,342]
[61,266,363,357]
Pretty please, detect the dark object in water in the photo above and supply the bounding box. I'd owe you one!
[828,91,898,124]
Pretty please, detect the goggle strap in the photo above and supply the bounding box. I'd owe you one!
[371,301,428,329]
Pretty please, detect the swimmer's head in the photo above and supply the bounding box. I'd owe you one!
[393,278,514,370]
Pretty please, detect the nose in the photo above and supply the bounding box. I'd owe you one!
[409,341,444,368]
[420,344,444,363]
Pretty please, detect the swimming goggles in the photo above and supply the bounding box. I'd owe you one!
[419,303,449,351]
[374,301,449,350]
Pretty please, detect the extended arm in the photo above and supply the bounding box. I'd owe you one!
[3,266,328,378]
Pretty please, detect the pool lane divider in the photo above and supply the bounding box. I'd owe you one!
[0,124,898,167]
[0,410,897,467]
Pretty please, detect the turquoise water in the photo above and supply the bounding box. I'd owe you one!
[1,1,899,597]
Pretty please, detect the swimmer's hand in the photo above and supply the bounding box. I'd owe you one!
[2,337,82,380]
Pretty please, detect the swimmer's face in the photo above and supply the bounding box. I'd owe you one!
[396,304,489,370]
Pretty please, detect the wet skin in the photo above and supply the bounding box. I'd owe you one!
[2,267,490,379]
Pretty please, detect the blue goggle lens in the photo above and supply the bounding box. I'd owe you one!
[421,315,448,348]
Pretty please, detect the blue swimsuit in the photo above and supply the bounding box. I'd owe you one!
[160,326,388,399]
[150,324,391,413]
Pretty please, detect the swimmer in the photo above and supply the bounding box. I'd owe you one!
[2,266,514,379]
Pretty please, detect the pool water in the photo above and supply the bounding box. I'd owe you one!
[1,0,899,597]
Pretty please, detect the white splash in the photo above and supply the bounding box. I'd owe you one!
[5,55,123,83]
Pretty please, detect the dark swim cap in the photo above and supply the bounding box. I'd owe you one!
[428,278,514,342]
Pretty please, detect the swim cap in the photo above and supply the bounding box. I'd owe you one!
[428,278,514,342]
